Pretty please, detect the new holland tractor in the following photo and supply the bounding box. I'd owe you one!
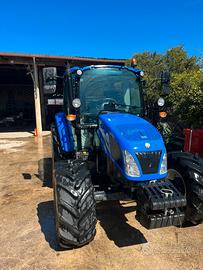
[43,62,203,249]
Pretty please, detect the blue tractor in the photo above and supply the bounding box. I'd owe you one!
[43,63,203,249]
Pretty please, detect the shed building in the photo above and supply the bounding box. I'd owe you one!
[0,53,126,134]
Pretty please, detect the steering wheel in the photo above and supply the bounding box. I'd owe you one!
[100,98,117,110]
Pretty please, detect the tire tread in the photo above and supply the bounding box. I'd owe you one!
[53,159,97,248]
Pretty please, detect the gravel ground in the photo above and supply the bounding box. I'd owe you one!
[0,135,202,270]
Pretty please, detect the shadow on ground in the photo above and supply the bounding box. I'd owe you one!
[97,201,147,247]
[37,200,59,251]
[37,199,147,251]
[22,158,52,187]
[37,158,53,188]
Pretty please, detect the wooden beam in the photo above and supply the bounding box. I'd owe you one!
[33,57,42,136]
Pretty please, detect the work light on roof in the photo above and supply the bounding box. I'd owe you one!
[77,70,83,76]
[131,58,137,67]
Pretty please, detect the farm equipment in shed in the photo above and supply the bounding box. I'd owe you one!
[43,63,203,249]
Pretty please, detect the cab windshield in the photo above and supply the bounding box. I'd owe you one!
[79,68,142,120]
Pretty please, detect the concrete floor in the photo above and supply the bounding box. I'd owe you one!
[0,131,50,139]
[0,136,202,270]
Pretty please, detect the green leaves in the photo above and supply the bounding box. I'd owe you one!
[127,46,203,127]
[169,70,203,127]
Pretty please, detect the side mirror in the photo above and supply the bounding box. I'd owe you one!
[160,70,170,95]
[42,67,57,94]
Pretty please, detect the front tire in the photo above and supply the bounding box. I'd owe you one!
[53,159,97,249]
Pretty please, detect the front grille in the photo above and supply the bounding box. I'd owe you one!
[136,151,162,174]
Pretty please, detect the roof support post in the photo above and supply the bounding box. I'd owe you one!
[33,57,42,136]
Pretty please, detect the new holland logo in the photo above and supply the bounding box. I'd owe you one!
[145,142,151,149]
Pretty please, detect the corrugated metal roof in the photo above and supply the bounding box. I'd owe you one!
[0,52,126,64]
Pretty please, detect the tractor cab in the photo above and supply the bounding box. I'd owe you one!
[62,65,148,153]
[68,66,144,123]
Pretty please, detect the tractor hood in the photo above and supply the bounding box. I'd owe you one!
[98,113,164,153]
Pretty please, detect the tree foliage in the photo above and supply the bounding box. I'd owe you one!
[127,46,203,127]
[169,70,203,127]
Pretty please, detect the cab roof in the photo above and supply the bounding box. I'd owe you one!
[69,65,143,76]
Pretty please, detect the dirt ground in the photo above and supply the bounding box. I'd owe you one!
[0,135,202,270]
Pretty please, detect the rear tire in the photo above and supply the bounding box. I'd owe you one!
[167,152,203,225]
[53,159,97,249]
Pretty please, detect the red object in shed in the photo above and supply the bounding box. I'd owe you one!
[184,129,203,157]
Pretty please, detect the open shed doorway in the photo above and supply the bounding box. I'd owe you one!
[0,65,35,132]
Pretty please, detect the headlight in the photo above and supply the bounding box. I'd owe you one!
[157,97,165,107]
[77,69,82,76]
[160,152,167,174]
[72,98,81,108]
[123,150,140,177]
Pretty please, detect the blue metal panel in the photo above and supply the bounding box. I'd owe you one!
[98,113,167,182]
[70,66,80,73]
[55,112,74,153]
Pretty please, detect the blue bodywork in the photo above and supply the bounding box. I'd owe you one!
[55,112,74,152]
[97,113,167,181]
